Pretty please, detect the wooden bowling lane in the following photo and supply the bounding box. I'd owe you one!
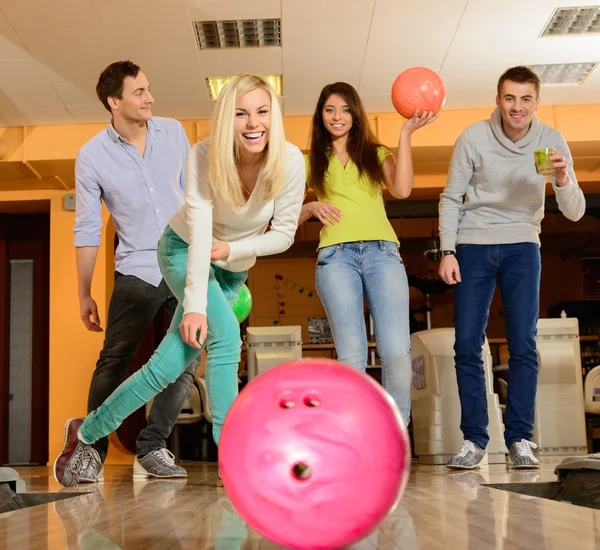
[1,461,600,549]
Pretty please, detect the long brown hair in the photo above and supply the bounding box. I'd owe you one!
[309,82,384,198]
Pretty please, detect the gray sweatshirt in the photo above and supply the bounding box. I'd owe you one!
[439,108,586,251]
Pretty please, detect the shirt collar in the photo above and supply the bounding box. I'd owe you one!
[107,118,158,143]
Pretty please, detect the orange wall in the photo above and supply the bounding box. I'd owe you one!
[47,200,120,463]
[0,192,120,463]
[4,104,600,167]
[248,258,326,339]
[0,192,136,464]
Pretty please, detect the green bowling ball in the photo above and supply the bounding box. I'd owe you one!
[232,284,252,323]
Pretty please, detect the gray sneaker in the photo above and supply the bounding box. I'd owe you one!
[508,439,540,469]
[133,449,187,480]
[79,457,104,483]
[446,440,488,470]
[54,418,103,487]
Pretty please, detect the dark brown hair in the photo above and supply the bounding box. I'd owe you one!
[309,82,384,198]
[497,66,540,98]
[96,60,141,113]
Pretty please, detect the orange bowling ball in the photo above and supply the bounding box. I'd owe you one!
[391,67,446,119]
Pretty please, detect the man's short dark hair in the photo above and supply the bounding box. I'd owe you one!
[497,66,541,98]
[96,60,141,113]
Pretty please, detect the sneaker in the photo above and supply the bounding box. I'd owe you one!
[133,449,187,480]
[54,419,103,487]
[446,440,488,470]
[508,439,540,469]
[79,459,104,483]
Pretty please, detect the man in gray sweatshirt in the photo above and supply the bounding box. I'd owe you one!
[438,66,586,470]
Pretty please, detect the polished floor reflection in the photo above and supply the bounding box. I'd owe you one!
[1,460,599,549]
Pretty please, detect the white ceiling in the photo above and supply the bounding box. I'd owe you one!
[0,0,598,126]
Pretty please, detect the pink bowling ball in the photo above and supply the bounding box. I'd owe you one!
[219,358,411,550]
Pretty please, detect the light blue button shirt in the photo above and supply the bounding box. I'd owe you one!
[74,117,190,287]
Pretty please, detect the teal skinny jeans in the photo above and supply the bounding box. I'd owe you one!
[79,225,247,446]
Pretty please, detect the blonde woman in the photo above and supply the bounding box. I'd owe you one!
[54,74,306,487]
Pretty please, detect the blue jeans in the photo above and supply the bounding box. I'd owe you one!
[80,226,247,446]
[315,240,412,424]
[454,243,541,449]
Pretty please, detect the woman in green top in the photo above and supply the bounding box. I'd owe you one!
[299,82,437,424]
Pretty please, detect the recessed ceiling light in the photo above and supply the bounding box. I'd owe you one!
[541,6,600,36]
[528,62,598,85]
[206,75,283,101]
[194,19,281,49]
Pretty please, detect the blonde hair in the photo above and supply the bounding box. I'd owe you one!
[208,74,286,207]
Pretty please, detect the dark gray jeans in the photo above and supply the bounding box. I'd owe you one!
[87,272,196,460]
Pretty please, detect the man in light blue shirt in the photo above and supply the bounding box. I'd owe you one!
[70,60,195,481]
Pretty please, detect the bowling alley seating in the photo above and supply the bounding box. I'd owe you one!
[532,318,587,456]
[584,365,600,451]
[246,325,303,381]
[410,328,507,464]
[410,318,589,465]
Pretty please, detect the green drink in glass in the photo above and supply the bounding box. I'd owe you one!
[534,148,555,176]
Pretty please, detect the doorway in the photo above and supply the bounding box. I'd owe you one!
[0,212,50,466]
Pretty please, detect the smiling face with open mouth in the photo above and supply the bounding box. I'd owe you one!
[496,80,540,142]
[235,87,271,157]
[322,93,353,140]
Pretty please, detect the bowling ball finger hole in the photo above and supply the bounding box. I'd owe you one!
[278,392,295,408]
[303,392,320,407]
[292,462,312,481]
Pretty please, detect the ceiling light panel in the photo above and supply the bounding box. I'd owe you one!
[206,75,282,100]
[194,19,281,49]
[541,6,600,36]
[528,62,598,84]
